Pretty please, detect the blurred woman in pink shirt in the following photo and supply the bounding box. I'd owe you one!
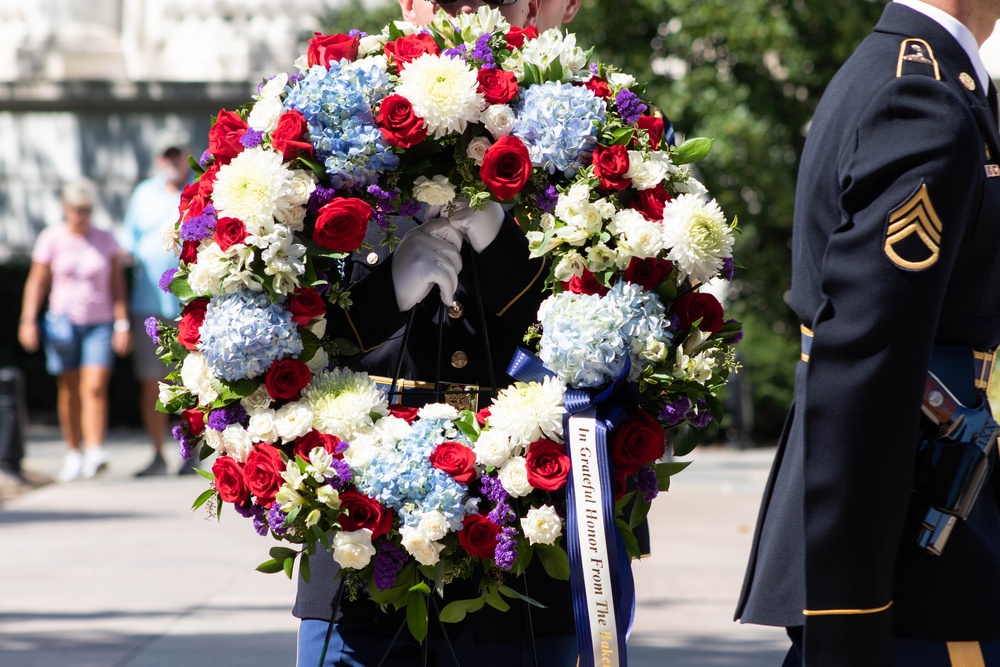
[18,180,131,481]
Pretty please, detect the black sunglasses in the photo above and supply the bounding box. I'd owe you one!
[435,0,519,6]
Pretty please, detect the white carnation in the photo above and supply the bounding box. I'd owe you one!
[412,175,457,207]
[395,53,484,139]
[499,457,532,497]
[521,505,563,545]
[482,104,516,139]
[203,428,224,454]
[662,194,734,284]
[332,529,376,569]
[274,401,314,442]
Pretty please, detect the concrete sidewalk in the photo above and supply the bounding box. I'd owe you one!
[0,428,788,666]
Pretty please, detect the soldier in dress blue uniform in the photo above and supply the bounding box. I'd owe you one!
[736,1,1000,665]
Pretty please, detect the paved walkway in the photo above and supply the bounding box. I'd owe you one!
[0,427,788,666]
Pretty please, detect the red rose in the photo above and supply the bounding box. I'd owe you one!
[288,288,326,327]
[181,409,206,436]
[264,358,312,401]
[179,240,199,265]
[633,114,665,150]
[213,217,248,252]
[563,269,609,296]
[673,292,725,335]
[429,441,477,485]
[313,198,371,252]
[525,439,571,491]
[614,471,628,502]
[307,32,360,68]
[212,456,250,505]
[377,95,427,149]
[388,404,420,424]
[243,444,285,507]
[384,34,439,70]
[207,109,248,164]
[458,514,501,559]
[178,182,201,221]
[505,25,539,50]
[475,407,491,427]
[270,111,314,161]
[477,68,519,105]
[177,298,209,351]
[591,144,632,191]
[480,135,532,201]
[294,430,343,461]
[611,411,666,474]
[624,257,674,291]
[584,77,612,99]
[630,184,672,221]
[339,490,393,539]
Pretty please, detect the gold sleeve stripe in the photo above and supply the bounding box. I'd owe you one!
[343,307,384,354]
[800,325,813,337]
[884,183,942,270]
[800,325,813,363]
[497,256,548,318]
[802,601,892,616]
[947,642,986,667]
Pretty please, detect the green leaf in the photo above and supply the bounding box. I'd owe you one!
[535,543,571,581]
[656,460,692,478]
[609,127,635,146]
[672,423,699,457]
[256,558,283,574]
[438,595,486,623]
[409,581,432,596]
[284,506,301,527]
[406,593,429,643]
[616,518,642,559]
[195,467,215,481]
[522,62,541,86]
[191,488,216,511]
[498,585,546,608]
[671,137,713,165]
[454,410,480,440]
[169,275,199,302]
[544,58,564,82]
[484,586,510,612]
[299,553,311,585]
[282,556,295,579]
[629,496,651,529]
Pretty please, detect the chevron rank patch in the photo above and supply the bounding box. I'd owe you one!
[883,183,941,271]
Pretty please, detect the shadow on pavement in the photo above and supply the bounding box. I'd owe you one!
[0,509,160,525]
[629,635,787,666]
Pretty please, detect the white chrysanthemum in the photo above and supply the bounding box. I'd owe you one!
[474,429,516,468]
[625,150,671,191]
[248,409,278,443]
[499,457,532,497]
[554,250,585,281]
[412,175,457,206]
[306,346,329,373]
[248,95,284,133]
[662,194,734,284]
[303,368,389,440]
[416,511,450,541]
[212,147,310,236]
[487,377,566,447]
[417,403,459,421]
[608,208,666,260]
[395,53,484,139]
[333,529,376,569]
[180,352,218,403]
[220,424,253,462]
[275,401,314,442]
[400,524,445,566]
[467,136,492,165]
[521,505,563,545]
[242,384,273,415]
[482,104,516,139]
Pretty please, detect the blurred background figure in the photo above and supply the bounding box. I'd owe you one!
[17,180,131,481]
[536,0,579,30]
[121,128,188,477]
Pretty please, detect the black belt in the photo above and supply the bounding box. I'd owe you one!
[799,325,995,394]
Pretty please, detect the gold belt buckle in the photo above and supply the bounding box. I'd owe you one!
[442,384,479,412]
[975,350,996,392]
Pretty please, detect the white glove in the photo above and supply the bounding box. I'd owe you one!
[444,199,504,253]
[391,218,464,312]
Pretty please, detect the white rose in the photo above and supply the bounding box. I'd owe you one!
[466,136,493,165]
[275,401,314,442]
[358,34,384,57]
[180,352,218,403]
[400,525,445,566]
[417,403,459,421]
[626,150,671,190]
[482,104,516,138]
[203,428,224,453]
[248,95,284,133]
[332,529,376,569]
[499,456,532,497]
[342,437,378,470]
[474,429,515,467]
[520,505,563,545]
[221,424,253,462]
[416,511,450,541]
[374,415,412,445]
[248,409,278,443]
[161,219,181,254]
[607,72,637,89]
[259,72,288,98]
[412,175,457,206]
[242,384,274,414]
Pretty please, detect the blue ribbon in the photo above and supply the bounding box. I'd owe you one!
[508,347,637,666]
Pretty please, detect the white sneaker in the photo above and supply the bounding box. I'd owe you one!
[81,447,109,479]
[57,450,84,482]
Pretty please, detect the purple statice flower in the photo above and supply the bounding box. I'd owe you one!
[687,399,713,428]
[399,199,421,218]
[658,396,691,427]
[494,526,518,571]
[253,512,268,536]
[235,502,268,536]
[367,184,395,201]
[208,403,250,432]
[349,29,368,39]
[234,502,258,518]
[172,424,185,442]
[199,150,213,168]
[535,185,558,213]
[720,256,734,281]
[636,464,659,503]
[373,541,408,590]
[471,34,495,68]
[443,44,469,61]
[615,89,647,126]
[479,475,506,503]
[725,319,744,345]
[327,458,354,490]
[589,62,599,76]
[334,440,350,455]
[180,211,216,242]
[159,268,178,292]
[307,185,338,216]
[268,504,289,536]
[144,317,160,343]
[172,424,195,460]
[240,128,265,148]
[289,72,304,84]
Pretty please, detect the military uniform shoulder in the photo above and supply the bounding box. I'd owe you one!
[894,37,941,80]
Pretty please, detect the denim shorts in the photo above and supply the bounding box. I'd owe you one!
[42,313,114,375]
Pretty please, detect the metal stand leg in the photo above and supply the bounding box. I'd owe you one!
[317,583,347,667]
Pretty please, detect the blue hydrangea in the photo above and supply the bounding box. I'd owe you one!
[199,291,303,382]
[284,61,399,190]
[355,417,472,531]
[513,81,606,177]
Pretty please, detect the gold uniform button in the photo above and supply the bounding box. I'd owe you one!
[450,351,468,368]
[366,252,379,265]
[447,301,464,319]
